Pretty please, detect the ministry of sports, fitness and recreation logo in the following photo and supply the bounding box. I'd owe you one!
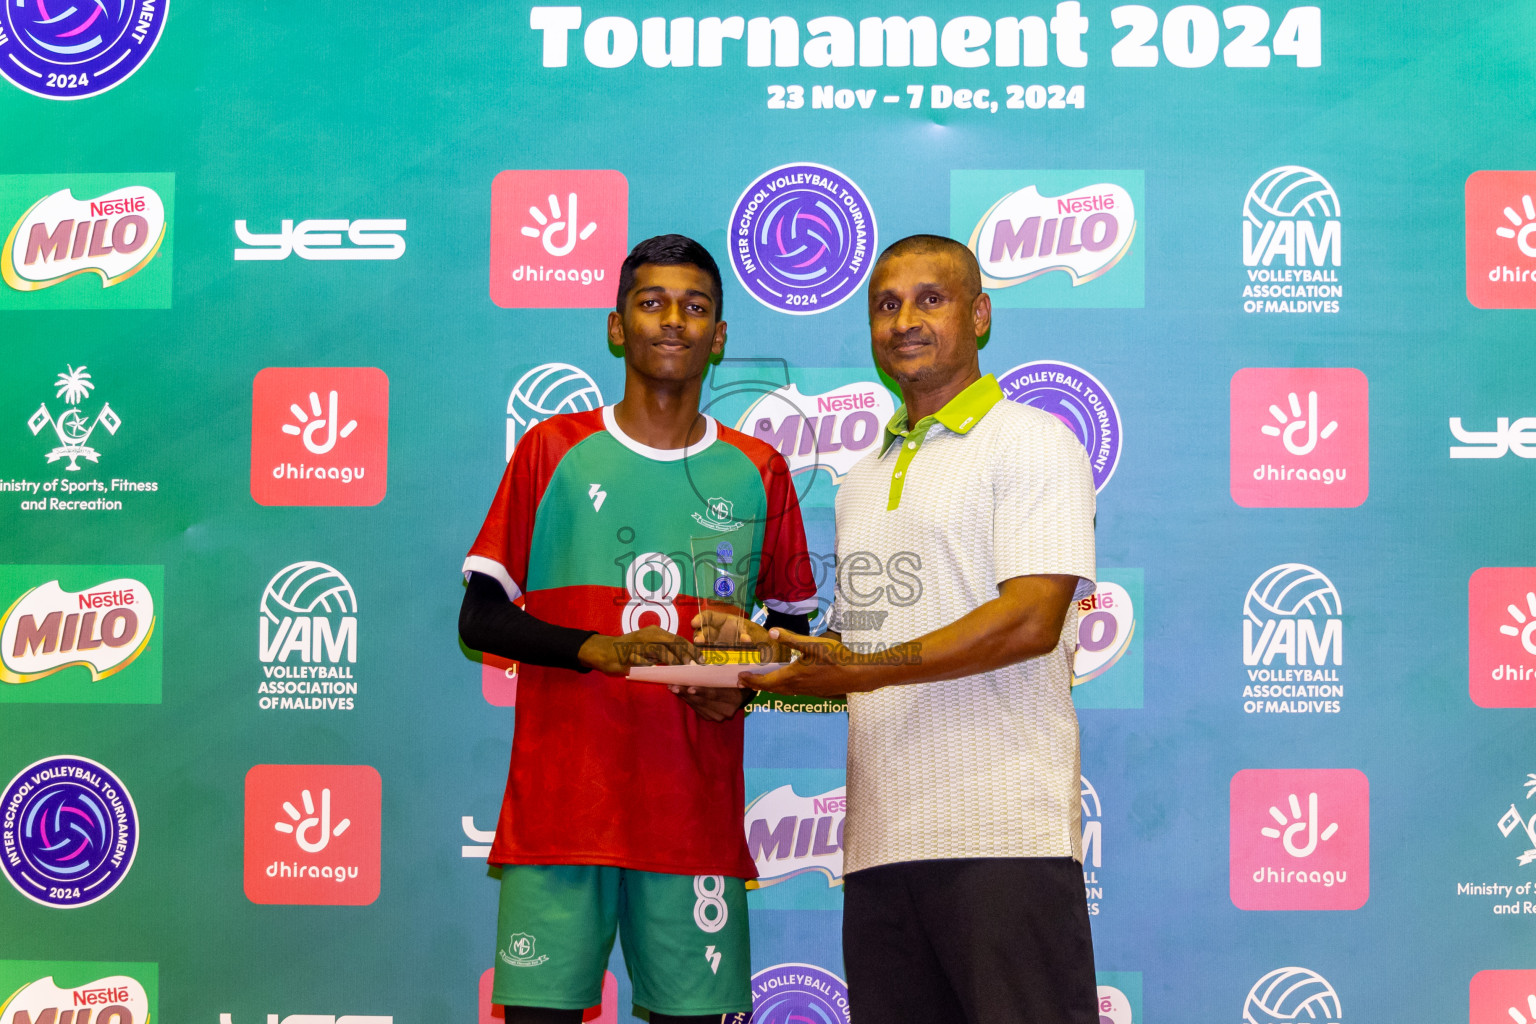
[0,0,167,100]
[0,968,154,1024]
[0,174,174,309]
[505,362,604,460]
[28,365,120,470]
[1241,165,1342,314]
[1468,567,1536,708]
[1241,563,1344,715]
[737,382,896,484]
[257,561,359,711]
[998,360,1121,492]
[0,756,138,908]
[736,964,850,1024]
[729,163,876,315]
[1465,171,1536,309]
[1242,967,1342,1024]
[950,170,1143,308]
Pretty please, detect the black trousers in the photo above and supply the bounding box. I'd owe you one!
[843,857,1099,1024]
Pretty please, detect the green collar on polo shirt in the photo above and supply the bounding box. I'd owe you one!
[880,374,1004,509]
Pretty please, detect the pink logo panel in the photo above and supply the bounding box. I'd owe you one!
[1230,768,1369,910]
[1466,171,1536,309]
[1470,970,1536,1024]
[482,652,518,707]
[243,763,381,905]
[251,367,389,506]
[1230,367,1368,508]
[1469,567,1536,707]
[490,170,628,308]
[479,967,615,1023]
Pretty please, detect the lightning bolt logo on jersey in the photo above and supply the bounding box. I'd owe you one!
[464,406,815,876]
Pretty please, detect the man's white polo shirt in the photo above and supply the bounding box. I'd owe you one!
[829,373,1097,874]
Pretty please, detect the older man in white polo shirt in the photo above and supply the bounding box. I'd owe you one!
[696,234,1099,1024]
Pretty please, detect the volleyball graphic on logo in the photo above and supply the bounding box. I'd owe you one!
[0,755,138,907]
[506,363,604,458]
[261,561,357,621]
[1242,966,1341,1023]
[1243,563,1341,623]
[1243,166,1340,225]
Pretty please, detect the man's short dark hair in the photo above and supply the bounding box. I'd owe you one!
[615,234,724,318]
[873,234,983,299]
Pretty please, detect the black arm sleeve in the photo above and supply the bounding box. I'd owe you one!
[459,571,597,673]
[763,609,812,636]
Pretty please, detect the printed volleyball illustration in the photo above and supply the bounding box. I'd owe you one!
[1242,966,1341,1023]
[506,362,604,457]
[1243,564,1341,624]
[260,561,357,621]
[1243,166,1340,225]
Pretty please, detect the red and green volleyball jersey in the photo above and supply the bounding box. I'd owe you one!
[464,406,816,878]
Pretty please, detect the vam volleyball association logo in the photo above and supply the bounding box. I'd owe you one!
[0,755,138,908]
[505,363,604,459]
[998,360,1121,492]
[1241,563,1344,714]
[256,561,359,711]
[1243,967,1342,1024]
[0,0,166,99]
[729,163,876,315]
[1241,165,1342,314]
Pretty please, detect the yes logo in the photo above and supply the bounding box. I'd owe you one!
[243,764,381,905]
[1472,970,1536,1024]
[234,218,407,260]
[490,170,628,308]
[1230,768,1369,910]
[1466,171,1536,308]
[0,174,174,309]
[1468,567,1536,707]
[1230,368,1369,507]
[1449,416,1536,459]
[251,367,389,506]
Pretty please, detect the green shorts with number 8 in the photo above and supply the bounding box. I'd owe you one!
[492,864,751,1017]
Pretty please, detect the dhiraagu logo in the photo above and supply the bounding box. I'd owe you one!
[950,170,1143,308]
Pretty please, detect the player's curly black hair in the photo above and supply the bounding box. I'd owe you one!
[614,234,724,319]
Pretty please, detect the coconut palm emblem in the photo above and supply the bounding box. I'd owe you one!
[27,365,121,470]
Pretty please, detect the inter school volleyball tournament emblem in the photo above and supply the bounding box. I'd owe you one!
[0,0,167,100]
[729,163,876,315]
[998,360,1122,492]
[740,963,851,1024]
[0,755,138,907]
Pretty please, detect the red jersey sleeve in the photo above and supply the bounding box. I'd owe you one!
[463,410,604,600]
[755,450,818,616]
